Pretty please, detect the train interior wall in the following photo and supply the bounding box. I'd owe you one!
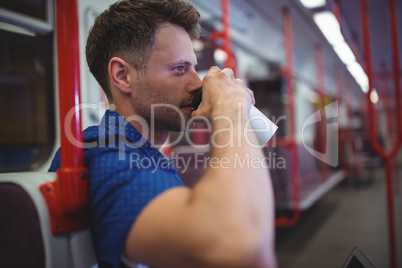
[0,0,401,267]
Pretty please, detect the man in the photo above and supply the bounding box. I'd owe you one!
[50,0,276,267]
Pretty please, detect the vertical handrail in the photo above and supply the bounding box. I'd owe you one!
[57,1,83,171]
[333,0,341,26]
[39,0,88,235]
[360,0,402,267]
[378,68,400,197]
[378,69,400,195]
[379,65,394,139]
[388,0,402,143]
[275,6,301,227]
[209,0,237,74]
[346,78,355,155]
[221,0,235,71]
[55,0,88,212]
[333,0,361,66]
[334,68,342,107]
[334,67,347,166]
[315,45,329,181]
[198,0,236,146]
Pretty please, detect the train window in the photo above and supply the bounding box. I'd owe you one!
[0,0,47,21]
[0,24,55,172]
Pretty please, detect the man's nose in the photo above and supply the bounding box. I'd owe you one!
[187,70,202,93]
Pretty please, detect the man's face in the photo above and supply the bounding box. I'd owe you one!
[131,22,201,133]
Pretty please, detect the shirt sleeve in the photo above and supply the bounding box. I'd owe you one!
[88,149,184,267]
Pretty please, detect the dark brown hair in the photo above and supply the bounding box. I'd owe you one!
[86,0,201,100]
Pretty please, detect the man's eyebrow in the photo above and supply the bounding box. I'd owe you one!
[174,60,198,67]
[172,60,198,68]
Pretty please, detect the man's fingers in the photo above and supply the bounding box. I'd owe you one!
[204,66,254,105]
[208,66,221,73]
[206,66,236,80]
[222,68,235,79]
[233,78,254,105]
[248,88,255,106]
[235,78,245,86]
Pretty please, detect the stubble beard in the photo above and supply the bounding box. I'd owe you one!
[133,81,188,134]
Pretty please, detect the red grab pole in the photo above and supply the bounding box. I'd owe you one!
[209,0,236,74]
[275,6,301,227]
[345,78,355,152]
[315,45,329,181]
[379,66,393,139]
[221,0,235,71]
[56,2,84,170]
[388,0,402,143]
[40,0,89,235]
[360,0,402,267]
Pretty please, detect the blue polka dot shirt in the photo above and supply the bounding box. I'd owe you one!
[49,110,184,267]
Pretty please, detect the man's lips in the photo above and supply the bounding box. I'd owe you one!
[180,103,194,114]
[180,103,194,109]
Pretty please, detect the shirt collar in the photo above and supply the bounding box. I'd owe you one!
[100,110,177,173]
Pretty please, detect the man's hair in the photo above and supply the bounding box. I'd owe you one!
[86,0,201,100]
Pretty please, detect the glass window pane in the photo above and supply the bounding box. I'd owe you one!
[0,28,55,171]
[0,0,47,21]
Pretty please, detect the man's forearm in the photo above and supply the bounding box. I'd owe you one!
[189,105,276,267]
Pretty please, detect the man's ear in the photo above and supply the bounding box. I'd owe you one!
[108,57,135,94]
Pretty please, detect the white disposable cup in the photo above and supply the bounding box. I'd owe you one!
[194,100,278,147]
[248,105,278,147]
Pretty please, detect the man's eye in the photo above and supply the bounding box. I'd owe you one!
[173,66,185,73]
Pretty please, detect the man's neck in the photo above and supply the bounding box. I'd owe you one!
[128,119,169,150]
[113,108,168,150]
[147,130,169,150]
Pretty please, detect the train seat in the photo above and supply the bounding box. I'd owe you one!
[0,173,97,268]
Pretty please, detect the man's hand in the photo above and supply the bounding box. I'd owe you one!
[192,66,255,121]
